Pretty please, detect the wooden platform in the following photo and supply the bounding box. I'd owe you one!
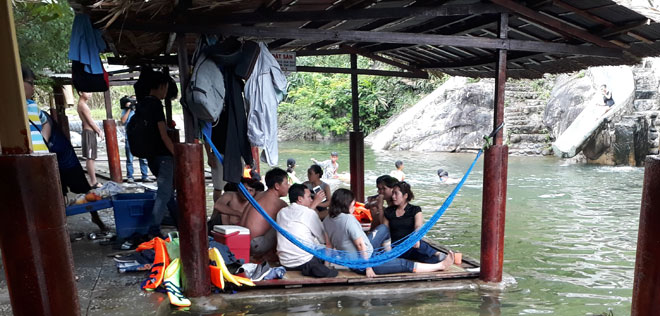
[252,239,480,288]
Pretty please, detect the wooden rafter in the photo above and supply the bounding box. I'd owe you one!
[552,0,652,44]
[295,66,428,78]
[189,4,506,25]
[338,44,427,75]
[110,23,621,57]
[490,0,619,48]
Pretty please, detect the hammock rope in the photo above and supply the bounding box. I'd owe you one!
[201,122,482,269]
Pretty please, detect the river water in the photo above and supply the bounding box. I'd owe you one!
[237,140,642,315]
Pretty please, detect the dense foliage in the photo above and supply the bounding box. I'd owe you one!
[13,1,73,74]
[279,55,445,139]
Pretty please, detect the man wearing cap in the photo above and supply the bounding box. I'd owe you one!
[311,152,339,180]
[437,169,449,182]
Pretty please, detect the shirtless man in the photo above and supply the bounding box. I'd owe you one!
[77,92,103,187]
[240,168,290,258]
[209,178,257,226]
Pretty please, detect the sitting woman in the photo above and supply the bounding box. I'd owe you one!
[324,189,454,278]
[365,175,398,229]
[303,164,332,219]
[384,181,449,263]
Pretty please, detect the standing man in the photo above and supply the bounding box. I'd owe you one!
[311,151,339,179]
[77,91,103,188]
[120,95,149,183]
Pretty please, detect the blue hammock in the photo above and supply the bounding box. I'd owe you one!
[201,122,482,269]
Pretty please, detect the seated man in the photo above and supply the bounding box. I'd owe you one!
[240,168,290,259]
[208,178,257,231]
[277,184,337,278]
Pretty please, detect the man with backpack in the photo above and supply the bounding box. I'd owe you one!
[120,95,150,183]
[128,69,178,237]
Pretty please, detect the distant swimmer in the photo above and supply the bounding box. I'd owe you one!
[390,160,405,181]
[437,168,459,184]
[311,151,339,179]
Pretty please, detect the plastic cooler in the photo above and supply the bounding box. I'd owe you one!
[211,225,250,262]
[111,192,156,239]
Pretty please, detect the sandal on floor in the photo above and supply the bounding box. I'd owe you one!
[91,183,102,189]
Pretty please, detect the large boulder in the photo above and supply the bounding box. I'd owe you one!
[365,77,493,152]
[583,115,649,166]
[544,66,635,139]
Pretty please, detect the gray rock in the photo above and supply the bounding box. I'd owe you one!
[366,77,494,152]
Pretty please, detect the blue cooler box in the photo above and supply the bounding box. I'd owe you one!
[112,192,155,239]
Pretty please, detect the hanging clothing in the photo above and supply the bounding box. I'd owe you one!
[69,14,106,75]
[244,42,288,166]
[212,67,254,184]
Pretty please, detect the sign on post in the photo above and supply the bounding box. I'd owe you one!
[272,52,296,72]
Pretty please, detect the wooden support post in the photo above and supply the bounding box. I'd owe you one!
[177,33,194,143]
[632,156,660,316]
[103,120,123,183]
[0,1,30,155]
[349,54,365,202]
[52,85,71,140]
[0,155,81,316]
[175,143,210,297]
[102,91,122,182]
[0,5,80,314]
[480,13,509,283]
[103,90,113,119]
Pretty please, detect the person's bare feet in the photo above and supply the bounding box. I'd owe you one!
[440,251,454,269]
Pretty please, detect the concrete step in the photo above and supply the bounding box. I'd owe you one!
[634,99,659,111]
[635,90,657,99]
[509,124,548,134]
[507,133,550,143]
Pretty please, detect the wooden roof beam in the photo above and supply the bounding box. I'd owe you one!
[295,66,428,78]
[196,4,507,24]
[112,23,622,57]
[338,44,427,76]
[490,0,619,48]
[551,0,652,45]
[420,51,543,68]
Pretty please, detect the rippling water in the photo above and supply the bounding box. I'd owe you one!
[228,140,644,315]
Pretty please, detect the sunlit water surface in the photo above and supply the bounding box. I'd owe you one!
[209,140,644,315]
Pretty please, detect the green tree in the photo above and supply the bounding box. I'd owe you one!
[13,0,73,74]
[279,55,445,139]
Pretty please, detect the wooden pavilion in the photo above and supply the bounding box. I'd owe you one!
[2,1,660,315]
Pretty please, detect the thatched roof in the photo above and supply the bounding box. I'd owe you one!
[70,0,660,79]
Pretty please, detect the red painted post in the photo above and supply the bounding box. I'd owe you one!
[479,144,508,282]
[175,143,210,297]
[350,131,365,202]
[631,155,660,316]
[349,53,365,202]
[480,12,509,283]
[103,120,123,183]
[0,154,80,315]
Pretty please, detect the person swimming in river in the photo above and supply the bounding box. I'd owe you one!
[390,160,405,181]
[311,152,339,179]
[437,169,459,184]
[286,158,301,184]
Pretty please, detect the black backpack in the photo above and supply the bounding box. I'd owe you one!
[126,110,159,158]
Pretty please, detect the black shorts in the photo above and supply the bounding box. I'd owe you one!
[60,164,91,195]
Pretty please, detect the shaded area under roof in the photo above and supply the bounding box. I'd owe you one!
[69,0,660,79]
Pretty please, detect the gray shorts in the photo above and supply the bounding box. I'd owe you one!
[250,228,276,256]
[81,129,97,160]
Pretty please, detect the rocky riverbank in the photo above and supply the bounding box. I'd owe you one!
[367,58,660,166]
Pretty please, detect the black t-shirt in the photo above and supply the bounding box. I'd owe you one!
[384,204,422,243]
[137,96,170,156]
